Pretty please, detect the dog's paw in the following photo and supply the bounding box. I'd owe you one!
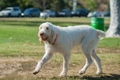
[96,71,102,75]
[79,70,86,75]
[59,72,67,77]
[33,70,39,75]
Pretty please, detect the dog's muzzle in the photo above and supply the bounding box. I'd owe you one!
[39,33,48,41]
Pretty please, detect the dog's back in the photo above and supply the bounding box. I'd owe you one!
[59,25,100,47]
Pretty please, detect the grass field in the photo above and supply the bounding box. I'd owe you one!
[0,17,120,80]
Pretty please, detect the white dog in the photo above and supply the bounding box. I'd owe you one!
[33,22,105,76]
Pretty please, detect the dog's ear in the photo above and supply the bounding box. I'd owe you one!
[48,29,54,44]
[38,25,43,43]
[47,23,57,44]
[38,32,43,43]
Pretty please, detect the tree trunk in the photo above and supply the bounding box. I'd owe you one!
[42,0,47,10]
[106,0,120,37]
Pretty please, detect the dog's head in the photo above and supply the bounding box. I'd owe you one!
[38,22,58,44]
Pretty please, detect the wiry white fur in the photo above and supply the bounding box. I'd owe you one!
[33,22,105,76]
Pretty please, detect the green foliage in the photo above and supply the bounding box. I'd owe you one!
[17,0,33,10]
[0,0,109,11]
[28,0,44,10]
[0,0,5,10]
[84,0,98,11]
[50,0,65,11]
[0,0,19,10]
[64,0,73,9]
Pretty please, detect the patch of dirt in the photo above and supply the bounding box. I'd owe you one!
[0,57,35,79]
[0,56,120,80]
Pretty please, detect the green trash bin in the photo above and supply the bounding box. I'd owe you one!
[91,17,104,31]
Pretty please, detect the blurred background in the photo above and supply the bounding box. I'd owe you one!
[0,0,110,18]
[1,1,120,80]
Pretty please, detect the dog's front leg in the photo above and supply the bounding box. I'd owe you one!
[59,53,71,76]
[33,52,53,75]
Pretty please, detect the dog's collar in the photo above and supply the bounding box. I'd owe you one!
[52,34,58,45]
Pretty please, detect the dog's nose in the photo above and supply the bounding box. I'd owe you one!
[40,33,44,36]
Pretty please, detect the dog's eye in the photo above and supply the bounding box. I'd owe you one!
[46,27,49,30]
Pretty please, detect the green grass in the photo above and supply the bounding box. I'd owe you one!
[99,38,120,48]
[0,25,37,43]
[0,17,119,57]
[0,17,110,27]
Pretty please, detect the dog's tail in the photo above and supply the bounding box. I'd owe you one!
[97,30,105,38]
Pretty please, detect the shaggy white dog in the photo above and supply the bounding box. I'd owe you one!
[33,22,105,76]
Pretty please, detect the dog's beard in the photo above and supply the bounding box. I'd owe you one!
[40,35,49,41]
[41,36,48,41]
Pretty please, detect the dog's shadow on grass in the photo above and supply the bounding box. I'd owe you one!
[51,74,120,80]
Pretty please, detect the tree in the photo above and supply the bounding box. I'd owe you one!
[0,0,5,10]
[84,0,98,11]
[37,0,48,10]
[0,0,18,10]
[17,0,33,10]
[106,0,120,37]
[29,0,51,10]
[50,0,65,11]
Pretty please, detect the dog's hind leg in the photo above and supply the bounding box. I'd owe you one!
[79,46,93,75]
[91,49,102,74]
